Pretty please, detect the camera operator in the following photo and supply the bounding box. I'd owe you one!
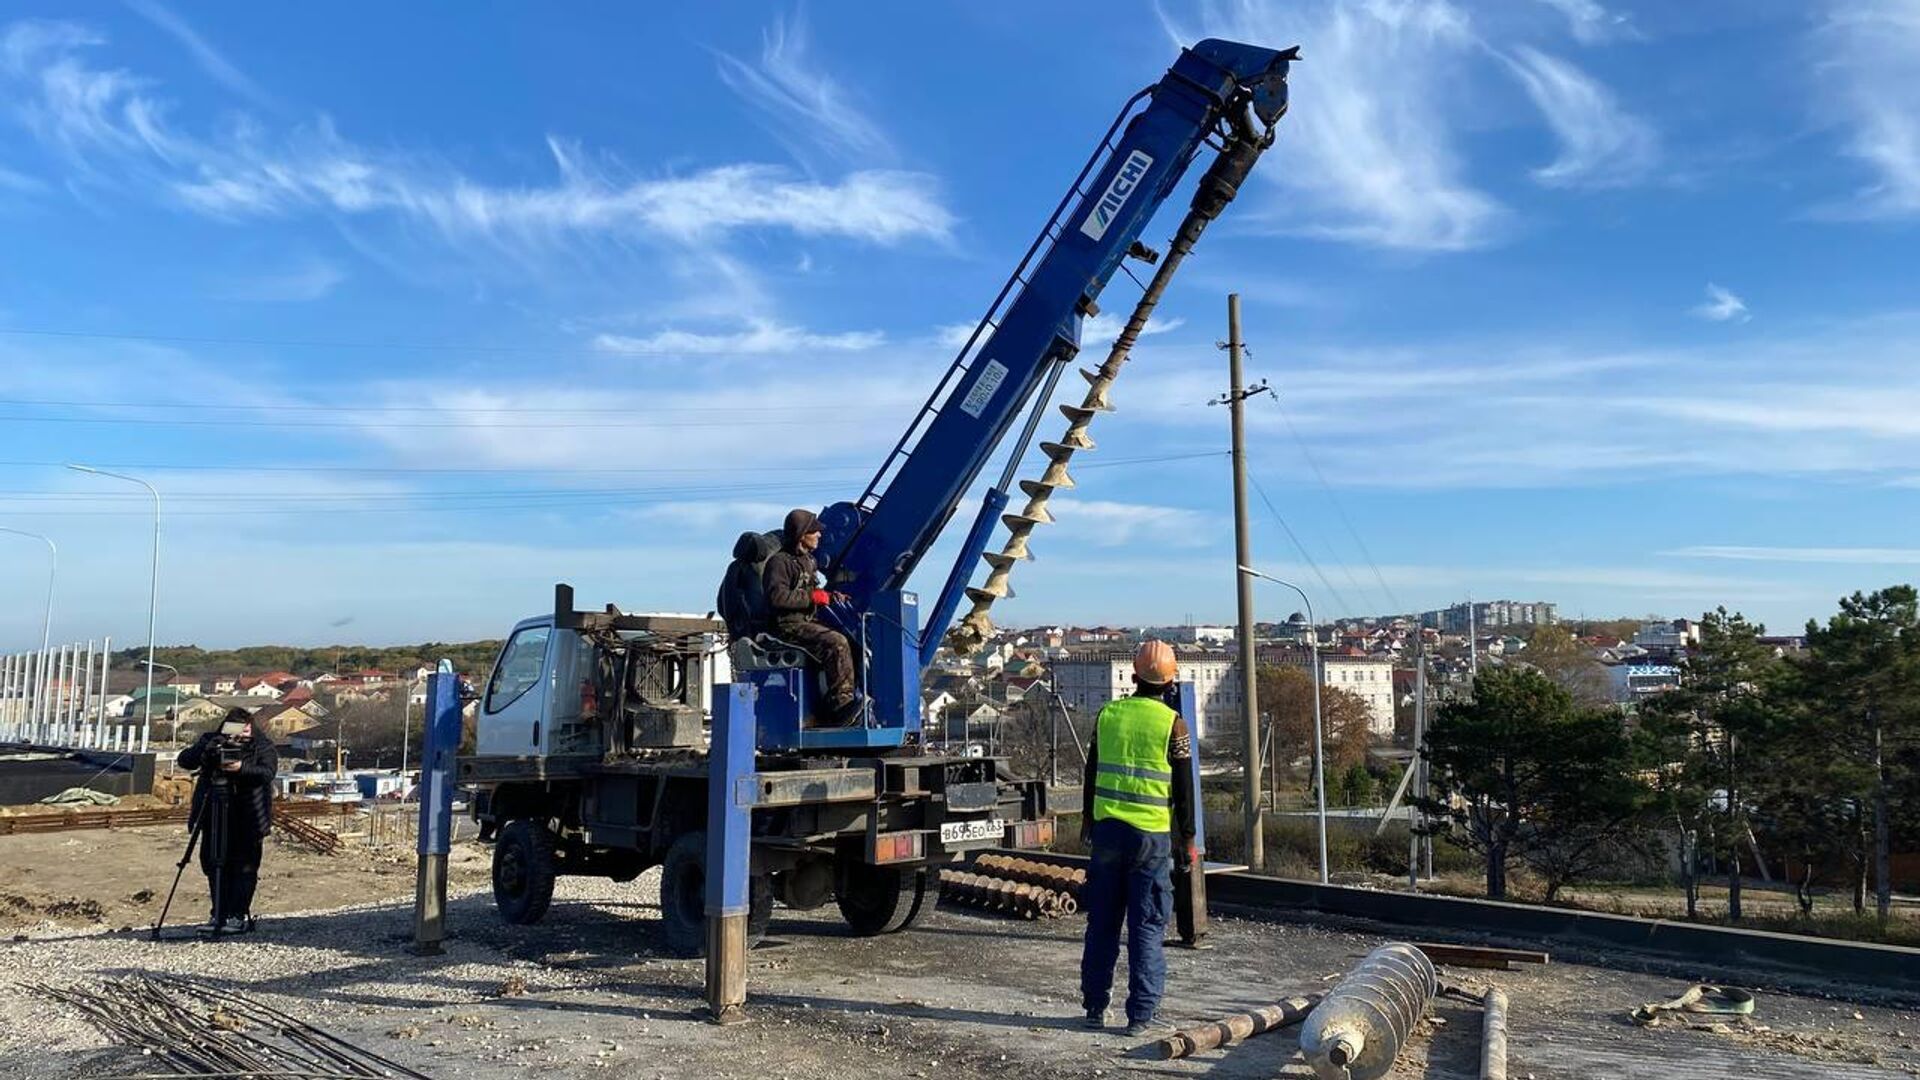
[176,707,278,934]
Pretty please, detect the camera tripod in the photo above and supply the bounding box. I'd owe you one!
[152,767,240,940]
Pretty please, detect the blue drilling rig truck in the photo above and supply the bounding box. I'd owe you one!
[458,37,1296,960]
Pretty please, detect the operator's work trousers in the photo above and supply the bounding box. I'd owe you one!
[776,619,857,707]
[198,813,264,922]
[1080,816,1173,1024]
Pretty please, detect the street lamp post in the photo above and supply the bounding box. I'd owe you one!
[1238,565,1329,884]
[0,528,56,743]
[68,465,160,753]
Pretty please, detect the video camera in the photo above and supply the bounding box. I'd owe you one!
[201,717,252,773]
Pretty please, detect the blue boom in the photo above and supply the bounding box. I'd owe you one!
[745,39,1296,752]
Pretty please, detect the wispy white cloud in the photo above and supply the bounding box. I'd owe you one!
[593,318,884,356]
[714,13,892,168]
[1189,0,1505,252]
[1112,312,1920,487]
[1813,0,1920,220]
[0,160,39,192]
[932,314,1184,352]
[1047,499,1215,549]
[1532,0,1636,44]
[0,19,955,252]
[212,257,346,302]
[123,0,267,104]
[1691,282,1750,322]
[1505,46,1657,187]
[1667,545,1920,565]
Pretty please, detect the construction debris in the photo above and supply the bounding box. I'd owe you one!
[1629,984,1757,1027]
[1300,943,1438,1080]
[32,974,432,1078]
[937,870,1077,919]
[1414,942,1550,971]
[272,805,342,855]
[1153,994,1320,1060]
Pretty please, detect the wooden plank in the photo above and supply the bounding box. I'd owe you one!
[1416,942,1550,969]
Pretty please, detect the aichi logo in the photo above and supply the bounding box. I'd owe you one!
[1078,150,1154,241]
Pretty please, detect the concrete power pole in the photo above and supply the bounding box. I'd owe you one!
[1225,293,1263,870]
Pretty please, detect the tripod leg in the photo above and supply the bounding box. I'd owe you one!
[152,815,205,941]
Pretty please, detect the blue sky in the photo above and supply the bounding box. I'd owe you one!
[1,0,1916,650]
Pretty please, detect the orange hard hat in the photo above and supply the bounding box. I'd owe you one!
[1134,639,1177,684]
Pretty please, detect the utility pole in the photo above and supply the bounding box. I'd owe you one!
[1220,292,1266,871]
[1409,627,1431,888]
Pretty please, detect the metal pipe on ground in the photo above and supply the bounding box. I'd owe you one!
[1154,994,1321,1060]
[1481,987,1509,1080]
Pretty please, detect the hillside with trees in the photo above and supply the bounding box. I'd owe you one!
[109,641,504,678]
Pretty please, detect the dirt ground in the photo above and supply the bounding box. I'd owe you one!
[2,827,1919,1079]
[0,820,491,931]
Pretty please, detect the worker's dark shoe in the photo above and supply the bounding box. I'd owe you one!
[1124,1017,1171,1039]
[224,914,255,934]
[1081,1008,1109,1031]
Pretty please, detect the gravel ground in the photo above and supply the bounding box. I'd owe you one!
[3,836,1920,1079]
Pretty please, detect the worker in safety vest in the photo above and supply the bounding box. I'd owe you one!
[1078,639,1196,1036]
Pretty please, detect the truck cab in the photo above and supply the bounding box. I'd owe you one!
[460,586,1051,956]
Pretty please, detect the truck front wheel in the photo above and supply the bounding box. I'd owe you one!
[836,863,927,936]
[493,819,558,925]
[658,831,772,958]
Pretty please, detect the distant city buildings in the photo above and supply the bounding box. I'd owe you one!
[1051,645,1395,741]
[1423,600,1557,632]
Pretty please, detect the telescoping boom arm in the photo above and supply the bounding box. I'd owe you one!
[813,39,1296,663]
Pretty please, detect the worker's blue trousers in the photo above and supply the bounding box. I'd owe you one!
[1079,817,1172,1024]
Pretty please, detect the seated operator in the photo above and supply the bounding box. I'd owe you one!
[762,508,862,726]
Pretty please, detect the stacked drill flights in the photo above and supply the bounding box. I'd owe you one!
[944,81,1290,656]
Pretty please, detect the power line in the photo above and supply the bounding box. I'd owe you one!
[1246,470,1358,619]
[0,413,818,430]
[1263,395,1405,615]
[0,396,829,416]
[0,325,726,357]
[0,450,1224,477]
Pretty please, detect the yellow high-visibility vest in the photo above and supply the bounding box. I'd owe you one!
[1091,696,1176,833]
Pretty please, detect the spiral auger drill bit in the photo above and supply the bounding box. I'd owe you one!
[944,94,1284,657]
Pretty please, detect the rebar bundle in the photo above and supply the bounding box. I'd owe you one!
[972,854,1087,899]
[938,870,1077,919]
[33,974,431,1078]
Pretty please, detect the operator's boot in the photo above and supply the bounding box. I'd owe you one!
[818,692,868,728]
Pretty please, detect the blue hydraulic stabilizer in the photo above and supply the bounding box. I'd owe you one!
[734,39,1297,753]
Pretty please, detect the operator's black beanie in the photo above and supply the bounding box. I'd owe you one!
[783,508,819,548]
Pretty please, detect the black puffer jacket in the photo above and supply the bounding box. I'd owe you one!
[716,530,781,639]
[178,730,278,839]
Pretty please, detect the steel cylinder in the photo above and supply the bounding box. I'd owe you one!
[1299,943,1437,1080]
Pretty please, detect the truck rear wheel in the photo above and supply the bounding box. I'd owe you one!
[658,830,771,958]
[493,819,558,925]
[836,863,927,936]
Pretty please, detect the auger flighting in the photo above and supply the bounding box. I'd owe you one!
[944,74,1289,656]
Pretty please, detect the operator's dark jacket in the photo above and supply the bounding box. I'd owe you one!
[761,509,825,633]
[177,730,279,838]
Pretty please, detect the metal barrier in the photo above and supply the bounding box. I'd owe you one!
[0,638,145,751]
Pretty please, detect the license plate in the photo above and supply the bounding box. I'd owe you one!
[939,818,1004,845]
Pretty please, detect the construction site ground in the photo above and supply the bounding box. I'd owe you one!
[2,828,1919,1079]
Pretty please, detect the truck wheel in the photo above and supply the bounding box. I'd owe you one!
[658,831,772,958]
[836,863,927,936]
[493,819,558,925]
